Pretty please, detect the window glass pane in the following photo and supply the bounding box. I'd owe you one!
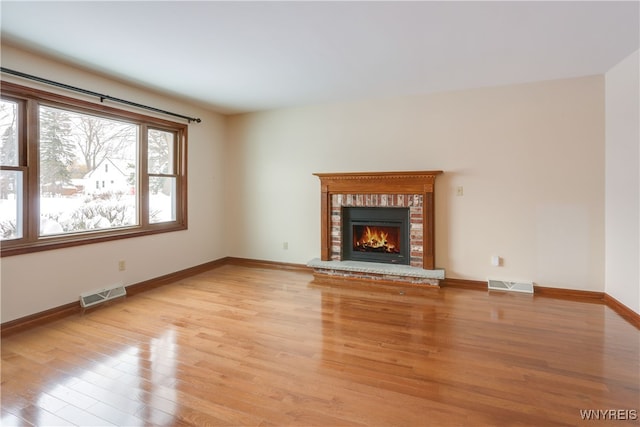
[39,106,138,236]
[148,129,174,174]
[0,99,19,167]
[149,176,176,223]
[0,170,23,240]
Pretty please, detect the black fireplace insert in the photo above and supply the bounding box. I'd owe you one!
[342,207,410,265]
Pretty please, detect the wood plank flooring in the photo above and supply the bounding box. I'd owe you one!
[2,264,638,426]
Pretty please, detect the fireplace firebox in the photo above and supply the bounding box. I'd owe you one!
[342,207,410,265]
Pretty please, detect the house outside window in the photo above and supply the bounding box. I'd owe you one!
[0,82,188,256]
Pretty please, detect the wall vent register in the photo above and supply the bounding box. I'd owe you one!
[80,284,127,308]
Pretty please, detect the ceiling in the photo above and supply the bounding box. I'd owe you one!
[1,1,638,114]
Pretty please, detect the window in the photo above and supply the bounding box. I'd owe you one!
[0,98,23,241]
[0,82,188,256]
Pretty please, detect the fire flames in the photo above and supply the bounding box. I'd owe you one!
[353,226,400,253]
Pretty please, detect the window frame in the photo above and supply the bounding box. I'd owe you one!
[0,81,188,257]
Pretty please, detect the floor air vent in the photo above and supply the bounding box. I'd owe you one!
[80,284,126,308]
[487,279,534,294]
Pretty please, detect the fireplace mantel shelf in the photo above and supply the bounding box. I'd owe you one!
[313,170,442,194]
[313,170,443,179]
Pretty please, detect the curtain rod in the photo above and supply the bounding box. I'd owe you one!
[0,67,202,123]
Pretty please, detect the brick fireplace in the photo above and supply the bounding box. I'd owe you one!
[309,171,444,285]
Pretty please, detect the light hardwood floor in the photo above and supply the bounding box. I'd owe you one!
[1,264,638,426]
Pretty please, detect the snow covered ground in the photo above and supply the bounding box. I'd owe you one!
[1,192,175,239]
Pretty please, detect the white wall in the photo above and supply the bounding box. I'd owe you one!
[605,50,640,315]
[226,76,606,291]
[0,45,228,322]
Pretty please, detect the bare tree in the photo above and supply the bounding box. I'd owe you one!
[0,101,19,200]
[0,100,18,167]
[72,115,136,172]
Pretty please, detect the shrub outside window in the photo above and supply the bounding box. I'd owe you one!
[0,82,188,256]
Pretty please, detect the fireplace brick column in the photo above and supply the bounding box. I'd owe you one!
[314,171,442,270]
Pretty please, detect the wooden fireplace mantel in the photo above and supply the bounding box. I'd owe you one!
[314,171,442,269]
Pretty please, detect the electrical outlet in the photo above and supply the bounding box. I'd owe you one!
[118,260,126,271]
[283,242,289,250]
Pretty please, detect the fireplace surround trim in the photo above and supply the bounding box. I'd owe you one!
[313,170,442,270]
